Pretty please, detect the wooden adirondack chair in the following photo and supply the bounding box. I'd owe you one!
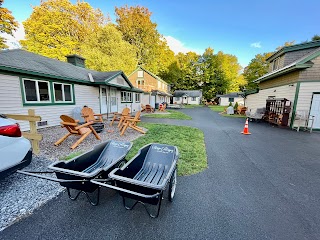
[81,106,105,132]
[81,106,103,123]
[120,111,145,136]
[145,104,154,113]
[141,104,146,112]
[54,115,101,149]
[109,107,130,127]
[159,103,167,112]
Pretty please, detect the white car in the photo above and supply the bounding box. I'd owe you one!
[0,114,32,179]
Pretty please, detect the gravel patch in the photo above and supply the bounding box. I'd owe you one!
[0,119,146,231]
[38,119,147,160]
[0,156,64,231]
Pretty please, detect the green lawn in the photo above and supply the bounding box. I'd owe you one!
[60,151,83,160]
[209,105,247,118]
[126,122,207,176]
[221,113,247,118]
[208,105,227,112]
[183,104,204,109]
[143,109,192,120]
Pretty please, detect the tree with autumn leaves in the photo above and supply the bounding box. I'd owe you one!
[115,5,175,75]
[20,0,245,98]
[21,0,105,61]
[0,0,18,49]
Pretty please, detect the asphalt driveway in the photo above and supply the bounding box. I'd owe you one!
[1,107,320,240]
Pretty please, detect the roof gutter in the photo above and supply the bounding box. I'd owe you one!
[254,63,312,83]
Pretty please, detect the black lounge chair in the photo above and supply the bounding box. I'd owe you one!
[18,140,132,205]
[92,143,179,217]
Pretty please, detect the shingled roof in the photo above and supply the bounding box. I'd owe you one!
[173,90,202,98]
[0,49,141,91]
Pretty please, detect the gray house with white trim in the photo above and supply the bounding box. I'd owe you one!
[0,49,143,131]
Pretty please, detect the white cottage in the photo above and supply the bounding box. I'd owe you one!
[0,49,143,131]
[172,90,202,105]
[216,92,244,106]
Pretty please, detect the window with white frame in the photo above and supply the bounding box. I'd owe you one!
[191,97,196,101]
[175,97,180,101]
[135,93,140,103]
[23,79,50,102]
[53,83,72,102]
[137,79,144,86]
[121,91,132,102]
[272,57,280,71]
[137,70,144,77]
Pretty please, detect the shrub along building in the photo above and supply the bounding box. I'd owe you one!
[128,66,172,108]
[246,40,320,129]
[0,49,143,131]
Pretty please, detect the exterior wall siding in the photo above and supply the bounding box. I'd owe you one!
[246,84,296,124]
[220,97,243,106]
[0,74,100,131]
[174,97,182,104]
[293,81,320,128]
[188,97,200,105]
[259,71,299,89]
[299,55,320,80]
[284,47,319,66]
[141,93,150,106]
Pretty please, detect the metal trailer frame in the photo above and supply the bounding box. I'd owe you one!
[92,143,179,218]
[18,140,132,205]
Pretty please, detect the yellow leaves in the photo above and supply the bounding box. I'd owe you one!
[0,0,18,48]
[81,24,137,75]
[21,0,106,60]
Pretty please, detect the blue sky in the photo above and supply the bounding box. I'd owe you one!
[3,0,320,68]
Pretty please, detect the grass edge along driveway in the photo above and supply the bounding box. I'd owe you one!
[143,110,192,120]
[126,122,207,176]
[208,105,246,118]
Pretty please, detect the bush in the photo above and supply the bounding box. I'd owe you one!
[228,102,233,107]
[234,102,239,110]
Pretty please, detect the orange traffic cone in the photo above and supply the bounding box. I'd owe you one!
[241,118,251,135]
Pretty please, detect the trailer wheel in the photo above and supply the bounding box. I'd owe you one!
[168,168,177,202]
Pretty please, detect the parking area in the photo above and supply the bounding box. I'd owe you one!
[1,107,320,240]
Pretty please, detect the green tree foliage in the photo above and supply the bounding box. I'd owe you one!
[80,24,137,75]
[243,41,296,91]
[159,51,199,90]
[199,48,244,100]
[115,5,175,74]
[0,0,18,49]
[312,35,320,41]
[243,52,272,90]
[21,0,105,60]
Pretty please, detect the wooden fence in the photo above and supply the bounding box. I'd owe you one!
[5,109,42,154]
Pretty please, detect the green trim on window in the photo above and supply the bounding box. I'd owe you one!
[19,77,75,106]
[72,84,76,105]
[289,82,300,129]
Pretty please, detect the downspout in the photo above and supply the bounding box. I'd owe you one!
[289,82,300,129]
[108,86,111,118]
